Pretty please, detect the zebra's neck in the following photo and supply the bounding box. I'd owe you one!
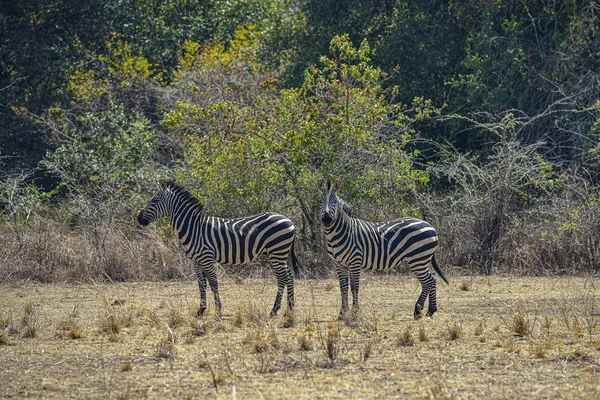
[168,194,205,242]
[324,209,353,243]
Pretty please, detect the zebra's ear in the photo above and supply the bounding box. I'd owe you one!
[318,179,326,191]
[158,179,167,191]
[332,181,341,193]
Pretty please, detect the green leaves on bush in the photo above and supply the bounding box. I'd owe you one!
[162,35,438,234]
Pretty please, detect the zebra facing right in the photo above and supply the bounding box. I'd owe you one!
[319,179,449,319]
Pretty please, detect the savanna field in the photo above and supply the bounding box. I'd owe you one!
[3,1,600,399]
[1,274,599,399]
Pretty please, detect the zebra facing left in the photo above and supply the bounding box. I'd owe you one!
[138,180,301,318]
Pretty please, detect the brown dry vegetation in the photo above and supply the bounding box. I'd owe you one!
[1,275,599,399]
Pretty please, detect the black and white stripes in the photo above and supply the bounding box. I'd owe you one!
[320,179,449,319]
[138,180,300,317]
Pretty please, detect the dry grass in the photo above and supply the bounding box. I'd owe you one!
[0,276,599,398]
[397,325,415,347]
[447,321,464,340]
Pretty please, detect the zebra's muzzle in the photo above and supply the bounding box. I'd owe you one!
[321,214,333,226]
[137,212,150,226]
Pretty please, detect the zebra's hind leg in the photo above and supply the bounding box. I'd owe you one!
[195,265,208,317]
[203,264,222,317]
[336,266,350,319]
[426,278,438,317]
[269,263,288,318]
[412,265,435,320]
[284,264,295,312]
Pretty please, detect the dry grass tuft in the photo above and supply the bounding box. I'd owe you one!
[0,308,16,333]
[361,313,379,333]
[21,302,39,338]
[56,305,83,339]
[99,296,135,335]
[108,332,121,342]
[298,323,315,351]
[189,317,211,337]
[425,383,452,399]
[121,361,133,372]
[460,279,472,291]
[0,330,9,345]
[243,327,280,354]
[143,308,162,329]
[282,310,295,328]
[447,322,463,340]
[531,339,552,358]
[232,301,268,328]
[69,326,83,339]
[323,323,342,365]
[418,322,428,342]
[341,309,361,328]
[512,308,532,337]
[361,337,379,362]
[474,318,486,336]
[166,306,186,329]
[398,326,415,347]
[156,326,178,361]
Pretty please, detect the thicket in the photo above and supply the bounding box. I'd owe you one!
[1,0,599,282]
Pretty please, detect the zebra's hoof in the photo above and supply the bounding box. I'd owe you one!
[414,305,425,320]
[197,308,207,318]
[269,311,278,318]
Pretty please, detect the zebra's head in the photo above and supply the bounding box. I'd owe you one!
[138,180,172,226]
[319,178,342,227]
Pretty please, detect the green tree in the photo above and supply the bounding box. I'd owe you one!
[163,34,437,242]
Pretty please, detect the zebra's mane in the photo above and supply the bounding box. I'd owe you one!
[166,181,204,213]
[338,198,353,217]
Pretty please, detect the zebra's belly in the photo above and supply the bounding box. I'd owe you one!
[184,242,260,266]
[360,257,402,271]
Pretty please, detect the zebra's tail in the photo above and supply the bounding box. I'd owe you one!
[432,254,449,285]
[289,238,302,279]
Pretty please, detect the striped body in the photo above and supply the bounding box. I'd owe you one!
[139,181,300,317]
[320,180,448,319]
[180,213,296,268]
[325,216,438,274]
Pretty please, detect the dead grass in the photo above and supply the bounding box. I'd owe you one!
[21,302,39,338]
[447,321,463,340]
[0,276,599,399]
[397,325,415,347]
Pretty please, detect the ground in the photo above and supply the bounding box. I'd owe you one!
[1,274,599,399]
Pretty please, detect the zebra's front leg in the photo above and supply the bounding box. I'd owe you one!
[336,266,350,319]
[203,263,222,317]
[195,265,208,317]
[269,264,288,318]
[349,266,361,313]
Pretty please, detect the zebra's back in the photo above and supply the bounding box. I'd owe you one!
[200,212,296,266]
[356,217,438,271]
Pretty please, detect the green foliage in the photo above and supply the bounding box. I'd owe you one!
[42,104,155,225]
[164,34,437,235]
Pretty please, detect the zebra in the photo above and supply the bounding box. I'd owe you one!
[319,179,449,319]
[138,180,301,318]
